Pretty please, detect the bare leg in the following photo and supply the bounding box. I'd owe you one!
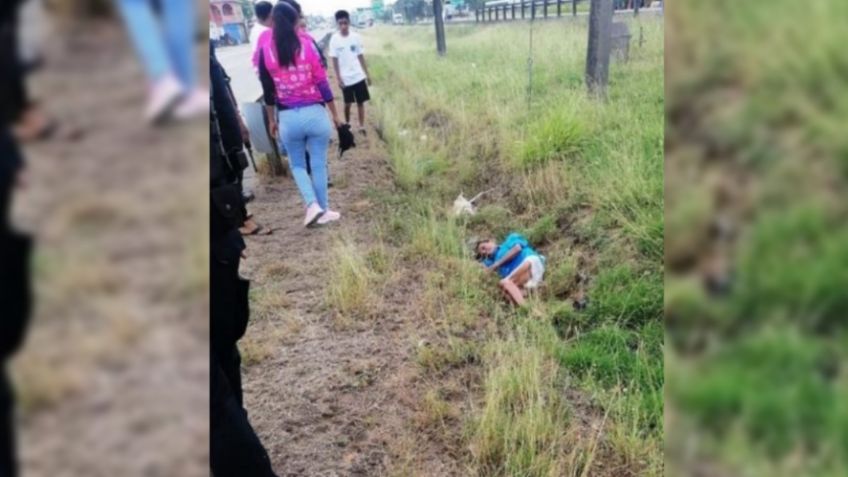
[508,262,533,289]
[344,103,352,124]
[357,103,365,129]
[498,261,533,306]
[499,279,526,306]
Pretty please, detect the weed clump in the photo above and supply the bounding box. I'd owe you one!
[516,109,590,170]
[326,239,377,322]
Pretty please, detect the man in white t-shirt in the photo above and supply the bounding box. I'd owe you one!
[249,1,273,55]
[329,10,372,134]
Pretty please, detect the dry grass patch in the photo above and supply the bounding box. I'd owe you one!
[326,239,378,323]
[259,260,291,280]
[416,337,480,373]
[415,388,460,430]
[240,335,275,367]
[250,283,293,321]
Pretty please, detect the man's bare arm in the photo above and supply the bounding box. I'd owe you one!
[358,54,371,85]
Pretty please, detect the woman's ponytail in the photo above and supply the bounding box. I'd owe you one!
[272,3,301,67]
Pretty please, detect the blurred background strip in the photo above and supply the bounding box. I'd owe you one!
[665,0,848,475]
[8,1,209,476]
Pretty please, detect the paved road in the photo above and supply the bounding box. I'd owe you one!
[216,43,262,104]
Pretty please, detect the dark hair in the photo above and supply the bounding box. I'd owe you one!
[474,239,490,260]
[254,1,273,21]
[272,2,301,67]
[281,0,302,17]
[335,10,350,22]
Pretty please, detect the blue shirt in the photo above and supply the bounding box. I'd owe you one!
[482,233,540,278]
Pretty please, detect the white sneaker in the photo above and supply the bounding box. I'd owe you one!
[317,209,341,225]
[146,74,184,124]
[304,202,325,227]
[173,88,210,120]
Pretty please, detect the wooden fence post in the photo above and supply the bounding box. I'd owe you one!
[573,0,578,16]
[544,0,549,18]
[531,0,536,19]
[512,2,516,19]
[557,0,562,17]
[434,0,446,55]
[586,0,613,95]
[521,0,525,19]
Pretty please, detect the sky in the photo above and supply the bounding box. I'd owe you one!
[298,0,375,17]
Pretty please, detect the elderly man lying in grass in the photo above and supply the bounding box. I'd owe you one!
[475,232,546,306]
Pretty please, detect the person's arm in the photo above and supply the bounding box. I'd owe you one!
[325,99,341,128]
[222,72,251,145]
[257,53,279,138]
[357,55,371,86]
[251,30,268,76]
[309,40,342,127]
[332,57,343,90]
[312,38,328,70]
[357,36,371,85]
[486,245,522,272]
[328,36,344,89]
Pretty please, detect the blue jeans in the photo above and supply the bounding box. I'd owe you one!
[278,105,332,210]
[115,0,196,87]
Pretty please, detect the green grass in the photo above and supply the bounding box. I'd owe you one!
[666,0,848,474]
[472,324,573,477]
[368,17,663,476]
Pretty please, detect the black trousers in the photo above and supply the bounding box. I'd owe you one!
[0,185,30,477]
[210,257,276,477]
[0,368,16,477]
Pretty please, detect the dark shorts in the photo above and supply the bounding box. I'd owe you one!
[342,80,370,105]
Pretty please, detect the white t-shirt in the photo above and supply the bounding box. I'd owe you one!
[249,23,269,55]
[329,32,367,87]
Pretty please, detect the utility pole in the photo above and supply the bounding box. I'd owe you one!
[434,0,447,56]
[585,0,613,95]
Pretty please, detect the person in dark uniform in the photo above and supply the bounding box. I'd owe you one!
[210,44,278,477]
[0,128,33,477]
[211,41,266,236]
[2,7,34,472]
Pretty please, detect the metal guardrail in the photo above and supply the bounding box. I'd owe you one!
[475,0,651,23]
[476,0,585,22]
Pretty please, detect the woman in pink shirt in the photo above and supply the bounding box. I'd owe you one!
[256,3,342,227]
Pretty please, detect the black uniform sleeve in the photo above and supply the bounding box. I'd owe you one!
[258,53,277,107]
[0,128,23,181]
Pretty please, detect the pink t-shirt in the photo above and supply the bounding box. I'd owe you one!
[253,29,333,108]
